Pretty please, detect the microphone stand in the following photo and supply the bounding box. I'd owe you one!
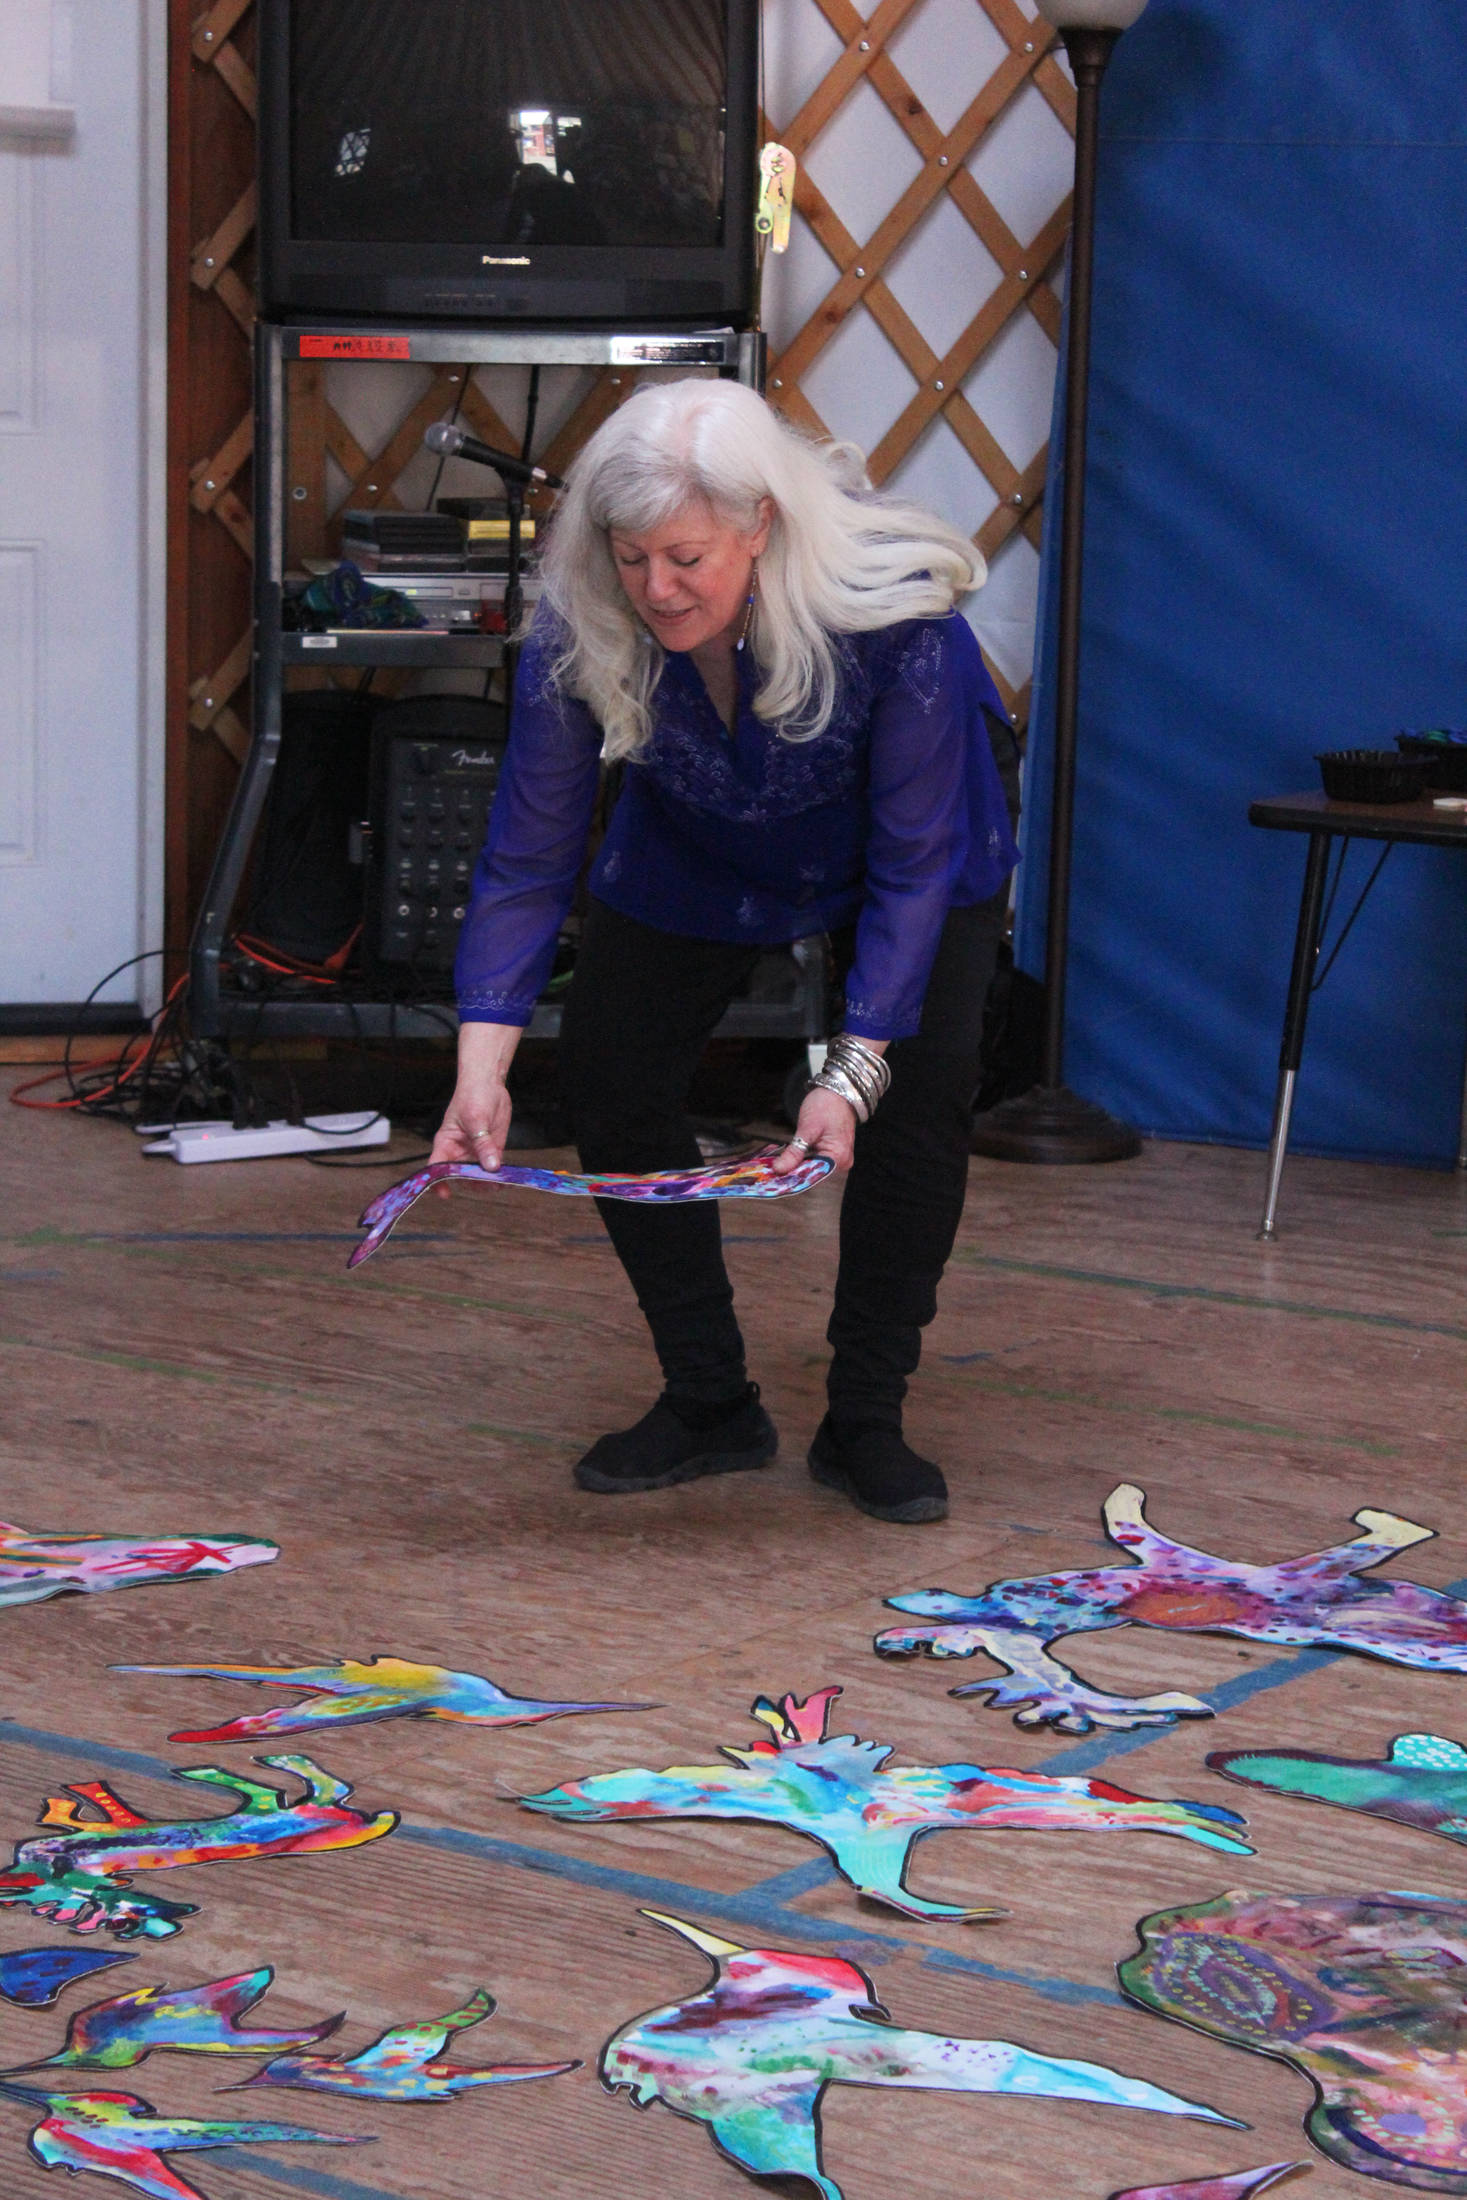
[500,476,526,726]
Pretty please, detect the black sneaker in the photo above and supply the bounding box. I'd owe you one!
[807,1415,949,1524]
[574,1386,778,1494]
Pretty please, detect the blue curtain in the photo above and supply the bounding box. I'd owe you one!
[1014,0,1467,1164]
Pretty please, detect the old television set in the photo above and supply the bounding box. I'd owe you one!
[257,0,759,324]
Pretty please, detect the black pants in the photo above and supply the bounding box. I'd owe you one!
[559,892,1005,1430]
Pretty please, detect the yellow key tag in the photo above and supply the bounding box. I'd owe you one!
[757,143,795,253]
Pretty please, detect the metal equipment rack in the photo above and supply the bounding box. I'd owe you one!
[189,317,829,1059]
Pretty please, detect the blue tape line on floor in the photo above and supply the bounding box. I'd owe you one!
[202,2154,399,2200]
[0,1722,1115,2017]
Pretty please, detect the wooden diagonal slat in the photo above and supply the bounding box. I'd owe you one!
[337,368,467,512]
[188,629,252,733]
[780,0,928,156]
[536,370,633,481]
[974,446,1051,560]
[190,182,256,292]
[211,485,254,561]
[191,0,253,62]
[212,40,257,120]
[213,265,255,337]
[865,197,1072,481]
[189,412,252,513]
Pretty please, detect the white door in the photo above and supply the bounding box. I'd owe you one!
[0,2,164,1013]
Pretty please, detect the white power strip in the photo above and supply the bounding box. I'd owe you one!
[140,1114,392,1164]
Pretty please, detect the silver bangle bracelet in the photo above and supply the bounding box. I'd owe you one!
[810,1062,871,1122]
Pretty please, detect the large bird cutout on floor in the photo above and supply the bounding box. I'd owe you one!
[0,2082,368,2200]
[347,1145,833,1267]
[114,1654,650,1742]
[521,1685,1251,1921]
[0,1754,396,1938]
[241,1987,579,2103]
[600,1912,1238,2199]
[0,1521,276,1609]
[3,1965,341,2072]
[876,1484,1467,1734]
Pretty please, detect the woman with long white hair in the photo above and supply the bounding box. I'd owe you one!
[433,376,1018,1523]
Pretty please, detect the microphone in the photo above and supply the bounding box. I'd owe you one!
[423,421,562,487]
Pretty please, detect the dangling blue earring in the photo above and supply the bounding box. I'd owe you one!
[736,560,759,653]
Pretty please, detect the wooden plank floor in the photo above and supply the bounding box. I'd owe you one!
[2,1069,1466,2200]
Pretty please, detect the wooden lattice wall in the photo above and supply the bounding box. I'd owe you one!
[167,0,1073,940]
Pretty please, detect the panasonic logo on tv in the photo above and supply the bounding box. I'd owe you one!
[481,255,531,266]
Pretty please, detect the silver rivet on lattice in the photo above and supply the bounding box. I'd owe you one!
[1024,39,1035,51]
[204,257,214,268]
[855,266,865,278]
[858,39,869,51]
[1019,269,1029,281]
[938,155,949,166]
[204,479,215,490]
[934,380,945,391]
[1012,493,1024,505]
[292,486,307,501]
[772,377,783,388]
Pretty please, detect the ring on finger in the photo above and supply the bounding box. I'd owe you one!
[788,1135,810,1153]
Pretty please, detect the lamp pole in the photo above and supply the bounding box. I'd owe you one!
[970,0,1147,1165]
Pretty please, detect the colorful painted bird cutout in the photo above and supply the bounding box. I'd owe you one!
[4,1965,342,2072]
[0,1754,397,1938]
[348,1145,833,1266]
[0,2082,368,2200]
[601,1911,1239,2200]
[521,1685,1251,1922]
[242,1986,579,2103]
[1110,2167,1307,2200]
[877,1484,1467,1734]
[0,1946,135,2007]
[114,1654,651,1742]
[1120,1889,1467,2189]
[0,1521,276,1610]
[1209,1731,1467,1846]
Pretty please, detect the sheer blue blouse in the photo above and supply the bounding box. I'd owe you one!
[455,610,1019,1042]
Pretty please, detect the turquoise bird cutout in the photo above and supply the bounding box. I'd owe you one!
[113,1655,651,1742]
[522,1685,1251,1922]
[600,1912,1240,2200]
[1209,1731,1467,1845]
[0,2082,369,2200]
[242,1986,580,2103]
[3,1965,342,2072]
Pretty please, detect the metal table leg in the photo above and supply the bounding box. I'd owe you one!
[1259,830,1332,1240]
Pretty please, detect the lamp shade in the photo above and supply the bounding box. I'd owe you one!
[1033,0,1148,27]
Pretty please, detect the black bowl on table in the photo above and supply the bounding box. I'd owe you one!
[1316,749,1427,803]
[1395,732,1467,792]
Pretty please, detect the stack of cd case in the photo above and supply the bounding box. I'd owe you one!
[340,501,537,574]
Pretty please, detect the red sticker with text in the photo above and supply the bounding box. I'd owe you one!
[298,333,412,360]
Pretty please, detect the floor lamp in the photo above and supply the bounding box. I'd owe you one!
[970,0,1147,1164]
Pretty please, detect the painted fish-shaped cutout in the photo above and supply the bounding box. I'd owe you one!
[523,1685,1251,1923]
[877,1483,1467,1734]
[0,2082,369,2200]
[114,1654,650,1743]
[0,1754,396,1938]
[0,1522,276,1610]
[0,1945,135,2007]
[1209,1731,1467,1847]
[244,1987,579,2103]
[348,1145,833,1267]
[6,1965,342,2071]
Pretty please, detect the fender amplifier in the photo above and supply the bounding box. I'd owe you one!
[363,697,506,984]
